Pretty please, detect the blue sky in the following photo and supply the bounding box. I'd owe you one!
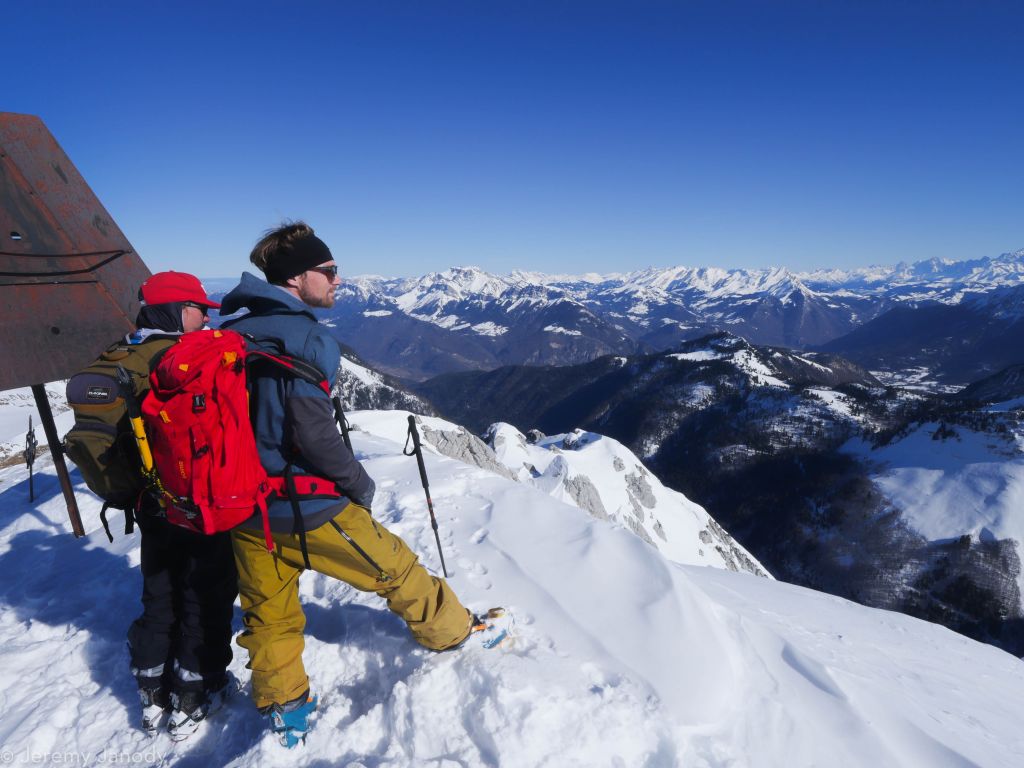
[5,1,1023,278]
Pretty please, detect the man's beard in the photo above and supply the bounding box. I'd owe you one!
[298,279,336,309]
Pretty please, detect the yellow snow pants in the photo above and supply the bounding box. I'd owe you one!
[231,503,471,709]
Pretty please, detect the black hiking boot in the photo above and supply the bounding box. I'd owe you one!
[167,673,235,741]
[139,684,171,733]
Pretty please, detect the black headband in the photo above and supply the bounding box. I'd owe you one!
[264,234,334,284]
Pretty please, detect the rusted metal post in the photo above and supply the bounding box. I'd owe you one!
[31,384,85,537]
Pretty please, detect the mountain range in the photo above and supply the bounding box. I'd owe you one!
[219,247,1024,383]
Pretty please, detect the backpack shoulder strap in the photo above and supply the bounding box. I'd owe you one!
[120,337,178,396]
[241,334,331,393]
[143,336,177,364]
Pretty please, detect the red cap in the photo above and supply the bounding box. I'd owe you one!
[139,271,221,309]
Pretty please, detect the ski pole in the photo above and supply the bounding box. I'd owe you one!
[25,415,37,501]
[332,395,353,452]
[403,415,449,577]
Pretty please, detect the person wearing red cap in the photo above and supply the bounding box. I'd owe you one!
[122,272,238,740]
[135,271,222,337]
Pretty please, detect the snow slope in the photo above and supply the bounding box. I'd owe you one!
[844,407,1024,596]
[484,422,768,577]
[0,405,1023,766]
[852,424,1024,544]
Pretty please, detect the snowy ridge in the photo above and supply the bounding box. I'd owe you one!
[362,413,767,576]
[1,402,1023,765]
[333,355,434,414]
[673,333,879,402]
[484,422,769,576]
[796,248,1024,291]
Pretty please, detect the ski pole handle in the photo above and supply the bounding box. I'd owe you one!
[407,416,431,490]
[24,415,37,467]
[26,415,36,502]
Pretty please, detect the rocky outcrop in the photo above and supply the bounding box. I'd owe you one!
[418,420,517,481]
[562,472,609,521]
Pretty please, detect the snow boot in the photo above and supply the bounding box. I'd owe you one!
[438,608,512,652]
[267,691,318,748]
[132,663,170,734]
[471,607,514,649]
[167,673,234,741]
[138,684,171,733]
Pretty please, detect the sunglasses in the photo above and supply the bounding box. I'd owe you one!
[182,301,210,313]
[308,265,339,279]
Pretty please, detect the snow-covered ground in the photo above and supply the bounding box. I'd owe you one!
[1,400,1023,766]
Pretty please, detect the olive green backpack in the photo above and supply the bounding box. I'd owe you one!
[64,337,176,535]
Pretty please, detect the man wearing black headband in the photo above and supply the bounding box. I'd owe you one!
[220,222,474,748]
[254,226,341,309]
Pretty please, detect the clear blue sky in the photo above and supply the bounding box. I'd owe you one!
[5,1,1023,278]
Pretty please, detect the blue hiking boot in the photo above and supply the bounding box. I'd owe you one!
[269,692,318,748]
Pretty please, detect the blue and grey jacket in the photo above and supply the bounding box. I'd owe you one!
[220,272,375,533]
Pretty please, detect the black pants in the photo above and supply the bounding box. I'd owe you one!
[127,511,238,694]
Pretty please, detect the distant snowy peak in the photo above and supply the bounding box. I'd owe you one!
[565,265,816,304]
[690,266,812,300]
[972,249,1024,284]
[329,247,1024,379]
[392,268,510,315]
[326,247,1024,303]
[903,249,1024,288]
[345,248,1024,313]
[413,266,512,300]
[347,267,587,333]
[797,248,1024,294]
[623,265,718,292]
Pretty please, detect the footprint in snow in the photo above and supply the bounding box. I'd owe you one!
[456,559,488,577]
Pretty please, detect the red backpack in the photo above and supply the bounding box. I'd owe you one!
[141,328,339,550]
